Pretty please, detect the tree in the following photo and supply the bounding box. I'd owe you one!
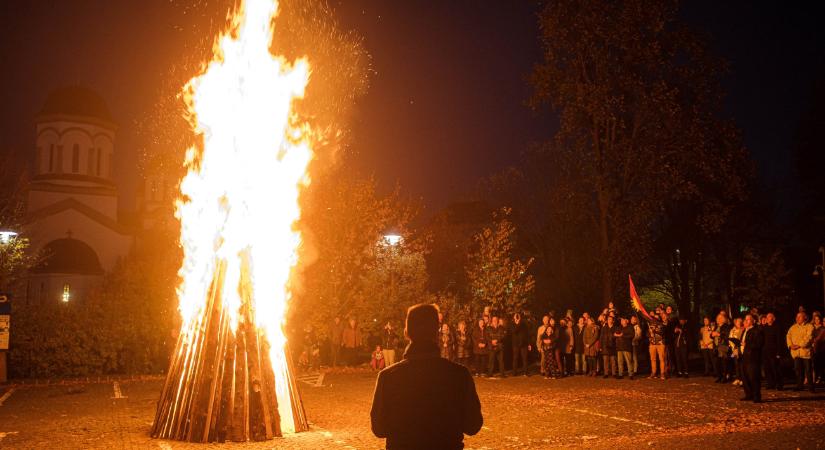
[529,0,751,309]
[0,152,36,292]
[465,208,535,315]
[292,170,422,333]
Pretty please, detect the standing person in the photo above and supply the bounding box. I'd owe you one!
[584,317,600,376]
[647,312,668,380]
[329,316,344,367]
[536,315,550,376]
[813,314,825,387]
[564,318,575,375]
[615,317,635,379]
[370,304,483,449]
[674,317,689,377]
[740,314,764,403]
[486,316,506,378]
[556,318,569,377]
[787,312,815,392]
[600,315,618,378]
[730,318,745,386]
[341,318,362,366]
[439,323,454,361]
[471,318,488,376]
[631,315,643,375]
[761,312,783,390]
[573,317,586,375]
[454,320,473,370]
[510,313,531,376]
[664,312,677,377]
[713,313,732,383]
[539,325,562,378]
[382,322,400,367]
[699,317,717,377]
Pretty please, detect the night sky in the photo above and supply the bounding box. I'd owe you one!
[1,0,823,214]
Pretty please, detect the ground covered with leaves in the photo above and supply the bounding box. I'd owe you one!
[1,370,823,449]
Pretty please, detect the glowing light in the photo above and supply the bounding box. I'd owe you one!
[175,0,311,434]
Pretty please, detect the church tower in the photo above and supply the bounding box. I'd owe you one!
[24,87,133,304]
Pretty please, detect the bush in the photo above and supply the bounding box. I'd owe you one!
[9,237,179,379]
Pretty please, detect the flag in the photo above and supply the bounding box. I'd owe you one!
[629,275,654,322]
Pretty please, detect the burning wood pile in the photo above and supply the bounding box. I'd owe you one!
[151,0,312,442]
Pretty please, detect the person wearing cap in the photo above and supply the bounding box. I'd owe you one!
[370,303,483,449]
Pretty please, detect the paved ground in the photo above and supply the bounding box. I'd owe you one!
[1,371,824,449]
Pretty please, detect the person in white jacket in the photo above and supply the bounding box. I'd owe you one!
[787,312,815,392]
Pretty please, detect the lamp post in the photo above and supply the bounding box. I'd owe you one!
[814,246,825,313]
[382,234,402,316]
[0,229,18,383]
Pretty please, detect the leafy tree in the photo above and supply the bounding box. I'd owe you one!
[0,153,36,292]
[529,0,752,311]
[465,208,535,315]
[293,169,422,333]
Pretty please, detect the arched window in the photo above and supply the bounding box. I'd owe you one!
[72,144,80,173]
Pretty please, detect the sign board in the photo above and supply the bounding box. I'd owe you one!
[0,315,8,350]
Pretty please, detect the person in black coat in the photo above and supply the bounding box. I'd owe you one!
[371,304,483,449]
[510,313,531,376]
[761,312,783,390]
[740,313,765,403]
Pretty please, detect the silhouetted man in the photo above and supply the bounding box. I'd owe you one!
[370,303,483,449]
[740,313,764,403]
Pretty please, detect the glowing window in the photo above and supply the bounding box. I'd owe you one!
[62,284,71,303]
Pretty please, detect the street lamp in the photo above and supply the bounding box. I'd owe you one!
[0,229,16,383]
[0,230,18,244]
[814,246,825,313]
[383,234,402,247]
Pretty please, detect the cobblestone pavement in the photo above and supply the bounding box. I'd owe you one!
[1,372,824,449]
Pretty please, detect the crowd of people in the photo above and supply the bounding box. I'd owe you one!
[317,302,825,402]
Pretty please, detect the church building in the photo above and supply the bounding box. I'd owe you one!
[23,87,134,304]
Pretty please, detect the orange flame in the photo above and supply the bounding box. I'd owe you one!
[174,0,310,434]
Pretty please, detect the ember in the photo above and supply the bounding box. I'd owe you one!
[151,0,311,442]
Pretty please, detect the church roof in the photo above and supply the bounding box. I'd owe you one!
[38,86,113,122]
[31,238,103,275]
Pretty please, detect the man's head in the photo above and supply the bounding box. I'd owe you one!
[607,316,615,326]
[620,317,628,327]
[577,317,585,326]
[744,314,755,329]
[665,305,673,315]
[542,315,550,326]
[716,313,727,326]
[457,320,466,332]
[491,316,499,327]
[766,312,775,325]
[477,318,485,329]
[438,312,444,323]
[404,303,440,343]
[733,317,743,328]
[631,316,638,325]
[659,310,668,322]
[796,312,807,325]
[703,316,710,326]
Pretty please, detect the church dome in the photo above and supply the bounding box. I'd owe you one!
[38,86,113,122]
[31,238,104,275]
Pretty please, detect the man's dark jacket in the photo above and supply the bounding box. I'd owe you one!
[616,325,634,352]
[741,325,764,363]
[760,323,782,358]
[510,320,530,349]
[370,341,483,449]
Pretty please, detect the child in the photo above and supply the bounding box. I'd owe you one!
[371,345,386,371]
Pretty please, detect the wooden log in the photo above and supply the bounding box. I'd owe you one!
[150,258,308,443]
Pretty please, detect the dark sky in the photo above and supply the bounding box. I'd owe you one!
[1,0,823,214]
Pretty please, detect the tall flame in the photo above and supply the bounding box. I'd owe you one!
[175,0,310,434]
